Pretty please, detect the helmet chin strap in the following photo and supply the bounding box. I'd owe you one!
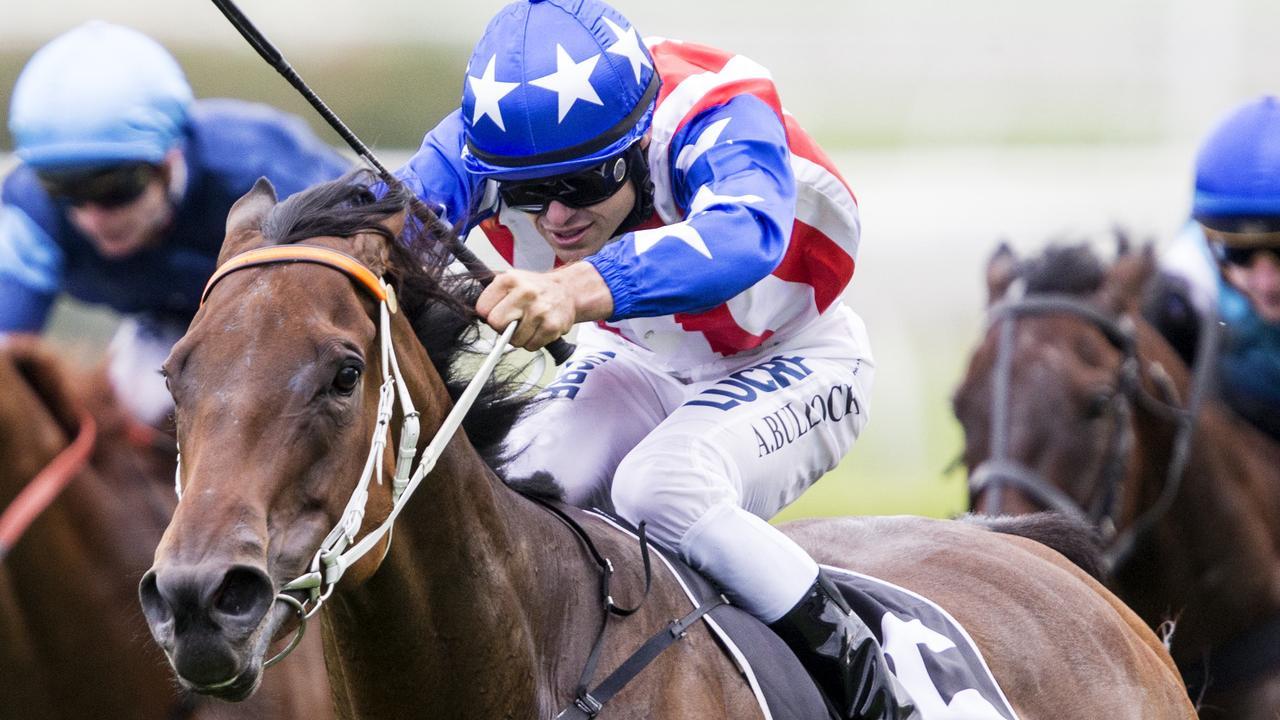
[163,148,189,205]
[615,141,655,235]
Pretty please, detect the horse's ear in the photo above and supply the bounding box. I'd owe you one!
[379,209,407,242]
[1114,229,1132,258]
[986,242,1019,305]
[1100,242,1156,314]
[349,210,407,277]
[218,178,278,265]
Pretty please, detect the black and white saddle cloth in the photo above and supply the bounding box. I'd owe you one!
[592,512,1020,720]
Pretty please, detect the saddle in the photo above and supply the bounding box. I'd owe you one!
[559,509,1020,720]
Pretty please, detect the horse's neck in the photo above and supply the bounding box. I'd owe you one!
[0,379,177,716]
[1128,398,1280,651]
[320,330,601,718]
[1184,407,1280,577]
[1,378,167,577]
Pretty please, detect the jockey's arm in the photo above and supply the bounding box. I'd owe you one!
[585,95,797,320]
[475,262,613,350]
[395,109,490,233]
[479,96,798,350]
[0,200,63,334]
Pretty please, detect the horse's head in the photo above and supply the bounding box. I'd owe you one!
[954,240,1193,537]
[138,175,446,699]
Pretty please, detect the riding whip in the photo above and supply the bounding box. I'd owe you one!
[209,0,575,365]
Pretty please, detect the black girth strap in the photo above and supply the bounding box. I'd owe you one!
[555,594,728,719]
[523,494,729,719]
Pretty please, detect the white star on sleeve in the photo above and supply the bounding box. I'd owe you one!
[688,185,764,216]
[675,117,731,172]
[632,222,713,259]
[467,56,519,131]
[529,45,603,123]
[603,18,651,84]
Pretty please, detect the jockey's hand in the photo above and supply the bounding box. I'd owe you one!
[476,263,614,351]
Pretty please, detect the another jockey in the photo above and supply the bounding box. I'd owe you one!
[0,22,349,426]
[1157,96,1280,441]
[397,1,910,717]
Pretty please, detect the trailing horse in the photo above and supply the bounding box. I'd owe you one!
[956,240,1280,717]
[140,175,1195,719]
[0,337,333,720]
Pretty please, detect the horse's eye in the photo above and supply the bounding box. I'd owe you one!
[333,364,362,395]
[1085,392,1113,419]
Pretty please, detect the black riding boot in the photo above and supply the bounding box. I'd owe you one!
[769,571,916,720]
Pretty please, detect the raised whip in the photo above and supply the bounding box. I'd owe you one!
[209,0,575,364]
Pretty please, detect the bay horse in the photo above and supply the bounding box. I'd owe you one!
[140,174,1195,719]
[955,241,1280,718]
[0,337,333,719]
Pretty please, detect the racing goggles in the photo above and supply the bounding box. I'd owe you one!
[1216,244,1280,267]
[37,162,160,209]
[499,150,631,213]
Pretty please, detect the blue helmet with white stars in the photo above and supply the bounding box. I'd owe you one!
[460,0,659,181]
[9,22,193,170]
[1193,95,1280,231]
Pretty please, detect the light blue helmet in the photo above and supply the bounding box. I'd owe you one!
[9,22,194,170]
[460,0,659,181]
[1193,95,1280,231]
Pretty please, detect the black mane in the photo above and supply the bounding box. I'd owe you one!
[964,512,1105,581]
[260,170,531,475]
[1020,243,1107,296]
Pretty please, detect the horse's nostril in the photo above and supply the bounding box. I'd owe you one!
[138,569,172,628]
[212,566,273,622]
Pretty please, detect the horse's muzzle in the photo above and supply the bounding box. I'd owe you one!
[139,562,275,693]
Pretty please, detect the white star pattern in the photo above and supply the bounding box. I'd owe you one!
[603,18,651,84]
[632,222,713,259]
[529,45,604,123]
[467,56,518,131]
[688,185,764,215]
[675,117,731,172]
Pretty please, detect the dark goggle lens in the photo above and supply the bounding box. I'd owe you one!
[499,155,628,213]
[37,163,158,208]
[1218,244,1280,266]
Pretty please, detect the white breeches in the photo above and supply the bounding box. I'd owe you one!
[506,304,874,622]
[107,315,184,428]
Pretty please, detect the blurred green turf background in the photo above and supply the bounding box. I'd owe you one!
[2,21,1209,522]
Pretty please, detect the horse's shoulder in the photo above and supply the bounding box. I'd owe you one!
[0,335,85,433]
[780,514,990,555]
[779,514,1094,588]
[0,335,170,502]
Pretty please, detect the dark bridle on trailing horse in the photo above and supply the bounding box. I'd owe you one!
[969,284,1220,572]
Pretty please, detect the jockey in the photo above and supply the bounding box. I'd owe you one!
[1157,95,1280,441]
[397,1,910,717]
[0,22,349,426]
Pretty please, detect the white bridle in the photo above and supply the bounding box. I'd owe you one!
[175,244,520,668]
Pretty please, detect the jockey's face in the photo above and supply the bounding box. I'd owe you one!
[1222,245,1280,323]
[530,178,636,263]
[64,153,179,260]
[68,178,172,259]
